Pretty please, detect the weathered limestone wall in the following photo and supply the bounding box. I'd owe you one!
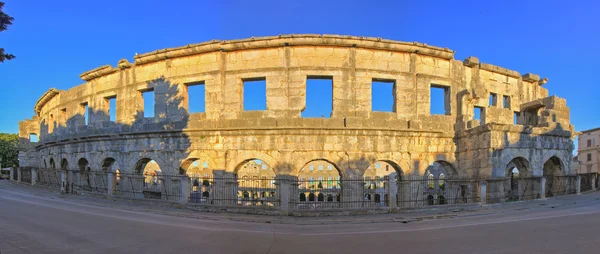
[17,34,574,179]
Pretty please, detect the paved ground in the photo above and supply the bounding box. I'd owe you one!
[1,181,599,254]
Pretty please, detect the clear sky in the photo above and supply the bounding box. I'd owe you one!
[1,0,598,150]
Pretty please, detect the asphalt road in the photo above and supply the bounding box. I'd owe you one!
[1,182,600,254]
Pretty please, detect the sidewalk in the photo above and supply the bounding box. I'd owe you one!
[2,180,598,225]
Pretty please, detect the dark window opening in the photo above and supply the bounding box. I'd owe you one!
[514,112,520,125]
[141,90,155,118]
[187,81,206,113]
[587,139,592,147]
[588,153,592,161]
[430,85,450,115]
[105,96,117,122]
[489,93,497,107]
[372,79,395,112]
[80,102,89,125]
[29,134,38,142]
[503,95,511,109]
[474,106,483,121]
[243,78,266,111]
[60,108,67,125]
[303,76,333,118]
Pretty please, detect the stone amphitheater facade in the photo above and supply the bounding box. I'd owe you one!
[17,35,575,209]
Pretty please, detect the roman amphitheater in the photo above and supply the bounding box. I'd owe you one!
[14,34,584,215]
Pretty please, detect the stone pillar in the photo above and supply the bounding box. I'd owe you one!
[212,170,237,206]
[592,174,597,191]
[388,178,398,209]
[576,175,581,195]
[180,175,189,204]
[480,180,487,204]
[9,167,14,182]
[17,168,21,182]
[31,168,37,185]
[279,176,291,215]
[540,177,547,200]
[107,172,114,197]
[60,170,66,193]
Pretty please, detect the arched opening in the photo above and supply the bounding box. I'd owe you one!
[364,160,403,207]
[101,158,119,172]
[182,158,214,204]
[543,156,564,197]
[236,159,277,206]
[298,159,341,209]
[300,193,306,202]
[49,158,56,169]
[60,158,69,170]
[504,157,530,201]
[78,158,92,190]
[422,161,461,205]
[43,159,47,168]
[133,158,163,199]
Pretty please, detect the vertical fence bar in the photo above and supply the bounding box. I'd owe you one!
[576,175,581,195]
[107,172,114,197]
[480,180,487,204]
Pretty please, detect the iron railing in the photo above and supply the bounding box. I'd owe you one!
[487,177,542,204]
[36,168,62,189]
[20,168,32,184]
[115,172,182,202]
[579,173,596,192]
[546,175,577,197]
[398,176,482,208]
[189,176,280,207]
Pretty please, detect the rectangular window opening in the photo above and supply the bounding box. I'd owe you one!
[489,93,497,107]
[187,82,206,113]
[430,85,449,115]
[588,153,592,161]
[303,76,333,118]
[80,102,89,125]
[29,133,38,142]
[587,139,592,147]
[372,79,395,112]
[60,108,67,125]
[106,96,117,122]
[474,106,483,121]
[503,95,511,109]
[243,78,267,111]
[141,90,155,118]
[514,112,520,125]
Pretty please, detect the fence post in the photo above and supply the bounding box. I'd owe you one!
[180,175,189,204]
[279,176,290,215]
[576,175,581,195]
[540,177,546,200]
[31,168,37,185]
[388,177,398,209]
[60,170,66,193]
[592,174,597,191]
[480,180,487,205]
[9,167,14,182]
[17,168,22,182]
[107,172,114,197]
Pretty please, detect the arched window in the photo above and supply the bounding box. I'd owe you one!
[428,174,435,189]
[309,193,315,202]
[318,193,324,201]
[438,173,445,190]
[300,193,306,202]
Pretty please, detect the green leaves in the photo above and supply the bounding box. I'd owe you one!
[0,133,19,168]
[0,1,15,63]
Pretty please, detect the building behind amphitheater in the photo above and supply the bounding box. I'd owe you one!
[16,34,578,213]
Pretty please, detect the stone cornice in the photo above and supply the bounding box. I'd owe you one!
[79,65,118,81]
[34,88,60,116]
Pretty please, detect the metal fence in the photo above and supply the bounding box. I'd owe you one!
[580,173,596,192]
[546,175,577,197]
[487,177,542,204]
[76,171,109,195]
[36,168,62,189]
[398,176,482,208]
[189,176,280,207]
[20,168,32,184]
[114,172,182,202]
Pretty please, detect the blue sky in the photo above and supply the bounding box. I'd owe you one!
[1,0,598,151]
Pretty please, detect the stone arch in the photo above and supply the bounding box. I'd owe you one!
[425,160,458,178]
[101,157,120,172]
[49,158,56,169]
[505,157,530,177]
[227,151,278,174]
[543,156,563,176]
[60,158,69,170]
[297,159,342,205]
[297,158,342,178]
[364,160,405,180]
[78,158,90,172]
[134,158,162,175]
[180,152,218,176]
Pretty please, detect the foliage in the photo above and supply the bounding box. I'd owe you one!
[0,2,14,63]
[0,133,19,167]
